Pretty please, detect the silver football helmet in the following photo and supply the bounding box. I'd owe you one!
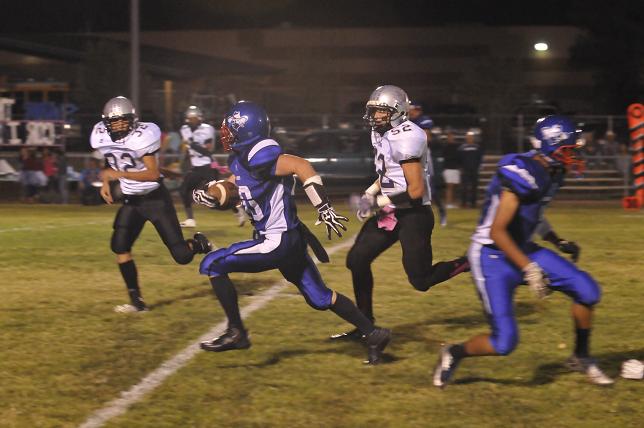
[102,96,137,141]
[363,85,410,130]
[184,105,203,130]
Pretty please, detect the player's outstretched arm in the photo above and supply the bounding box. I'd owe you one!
[492,190,550,298]
[102,155,161,182]
[274,154,348,239]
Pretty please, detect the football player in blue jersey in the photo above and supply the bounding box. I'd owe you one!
[433,115,613,387]
[191,101,392,364]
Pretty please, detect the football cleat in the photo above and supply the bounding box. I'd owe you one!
[449,256,471,277]
[440,216,447,227]
[191,232,212,254]
[621,359,644,380]
[180,218,197,228]
[330,327,365,342]
[565,355,614,385]
[114,304,148,313]
[365,327,391,365]
[433,345,462,388]
[200,327,251,352]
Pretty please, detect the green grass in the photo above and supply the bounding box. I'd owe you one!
[0,203,642,428]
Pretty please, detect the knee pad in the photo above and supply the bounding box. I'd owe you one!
[409,275,430,292]
[111,227,133,254]
[169,242,194,265]
[491,320,519,356]
[302,290,333,311]
[346,248,368,272]
[574,272,601,307]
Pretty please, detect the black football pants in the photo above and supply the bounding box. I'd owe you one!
[345,205,457,320]
[111,183,194,264]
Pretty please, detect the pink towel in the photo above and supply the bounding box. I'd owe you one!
[377,206,398,231]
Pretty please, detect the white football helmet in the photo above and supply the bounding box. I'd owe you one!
[363,85,410,131]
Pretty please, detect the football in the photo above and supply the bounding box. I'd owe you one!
[214,180,241,210]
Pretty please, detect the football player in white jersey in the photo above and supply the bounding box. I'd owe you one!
[178,105,246,228]
[332,86,470,340]
[91,97,212,313]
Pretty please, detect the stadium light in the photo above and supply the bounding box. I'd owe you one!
[534,42,549,52]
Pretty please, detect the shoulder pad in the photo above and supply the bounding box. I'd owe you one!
[388,121,427,162]
[90,122,108,148]
[497,155,540,199]
[129,122,161,155]
[247,139,282,169]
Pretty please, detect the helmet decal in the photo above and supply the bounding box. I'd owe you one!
[228,111,249,131]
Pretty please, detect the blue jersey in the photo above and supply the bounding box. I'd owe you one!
[229,138,300,235]
[411,115,434,130]
[471,152,563,250]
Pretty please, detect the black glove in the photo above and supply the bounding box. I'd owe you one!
[189,141,212,158]
[557,240,580,263]
[315,203,348,239]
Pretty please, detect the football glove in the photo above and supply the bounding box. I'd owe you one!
[357,194,376,222]
[556,239,580,263]
[315,203,348,239]
[522,262,551,299]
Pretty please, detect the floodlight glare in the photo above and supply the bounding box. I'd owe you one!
[534,42,549,51]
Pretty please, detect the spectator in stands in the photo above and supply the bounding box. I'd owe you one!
[458,130,483,208]
[79,157,103,205]
[19,148,47,203]
[581,131,599,168]
[409,101,447,226]
[442,130,461,208]
[42,148,60,199]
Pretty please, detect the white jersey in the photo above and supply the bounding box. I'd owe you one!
[90,121,161,195]
[180,123,215,167]
[371,120,431,208]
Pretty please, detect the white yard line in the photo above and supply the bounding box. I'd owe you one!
[79,237,355,428]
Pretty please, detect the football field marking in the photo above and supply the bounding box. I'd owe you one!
[0,221,110,233]
[79,237,355,428]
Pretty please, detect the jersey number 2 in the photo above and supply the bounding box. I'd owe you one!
[376,154,395,188]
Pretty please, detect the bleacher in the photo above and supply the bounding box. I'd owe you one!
[478,155,630,200]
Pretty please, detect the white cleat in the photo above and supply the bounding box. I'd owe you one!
[620,359,644,380]
[566,355,614,385]
[114,304,148,313]
[433,345,461,388]
[180,218,196,228]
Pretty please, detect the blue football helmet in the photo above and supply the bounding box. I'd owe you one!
[533,115,585,171]
[220,101,270,151]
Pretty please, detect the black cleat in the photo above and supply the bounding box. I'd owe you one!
[449,256,471,277]
[191,232,213,254]
[365,327,391,365]
[329,328,365,342]
[433,344,462,388]
[200,327,251,352]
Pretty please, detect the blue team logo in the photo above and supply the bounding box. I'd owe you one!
[541,124,571,146]
[228,111,249,131]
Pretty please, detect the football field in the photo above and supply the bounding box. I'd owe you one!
[1,203,642,427]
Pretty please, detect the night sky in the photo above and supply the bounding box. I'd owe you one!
[1,0,583,33]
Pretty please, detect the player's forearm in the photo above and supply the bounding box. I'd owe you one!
[490,226,531,269]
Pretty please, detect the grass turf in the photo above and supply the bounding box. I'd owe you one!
[0,203,642,427]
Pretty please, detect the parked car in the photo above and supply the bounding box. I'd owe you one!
[287,128,376,185]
